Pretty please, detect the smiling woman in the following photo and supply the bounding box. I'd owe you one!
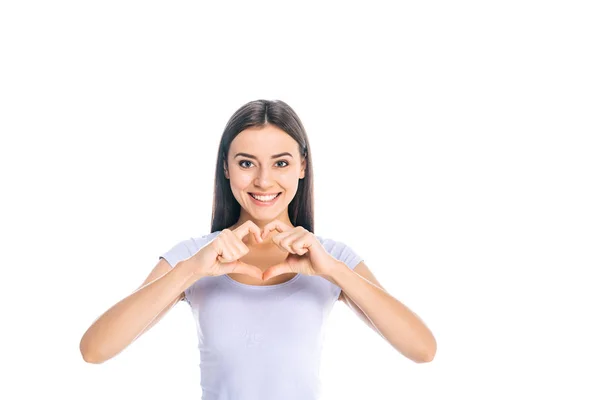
[223,124,307,231]
[79,99,436,400]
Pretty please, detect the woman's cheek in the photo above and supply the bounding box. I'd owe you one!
[232,172,254,188]
[278,171,297,185]
[280,174,301,196]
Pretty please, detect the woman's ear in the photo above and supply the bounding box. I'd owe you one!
[300,157,306,179]
[224,161,229,179]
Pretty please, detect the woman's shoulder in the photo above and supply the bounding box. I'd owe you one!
[314,233,350,250]
[314,233,363,270]
[190,230,222,248]
[159,231,221,268]
[171,230,222,251]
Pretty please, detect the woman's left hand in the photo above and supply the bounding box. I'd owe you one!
[260,220,340,281]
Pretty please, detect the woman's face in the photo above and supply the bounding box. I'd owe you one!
[225,124,306,224]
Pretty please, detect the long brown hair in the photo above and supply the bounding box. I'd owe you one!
[210,99,315,233]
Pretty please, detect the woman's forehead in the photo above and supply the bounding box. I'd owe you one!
[230,126,298,154]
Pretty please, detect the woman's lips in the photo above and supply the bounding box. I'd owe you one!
[248,192,282,206]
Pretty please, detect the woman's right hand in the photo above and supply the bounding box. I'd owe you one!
[186,221,264,280]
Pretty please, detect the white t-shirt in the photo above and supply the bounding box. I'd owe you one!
[160,230,363,400]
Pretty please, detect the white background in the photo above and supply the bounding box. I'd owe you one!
[1,1,598,399]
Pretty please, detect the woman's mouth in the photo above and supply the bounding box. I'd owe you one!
[248,192,282,206]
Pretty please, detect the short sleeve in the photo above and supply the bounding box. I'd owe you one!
[159,239,195,269]
[336,241,363,270]
[159,238,196,305]
[320,238,363,270]
[316,236,364,301]
[332,241,363,301]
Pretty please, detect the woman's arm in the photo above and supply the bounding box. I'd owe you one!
[329,261,437,363]
[79,258,201,364]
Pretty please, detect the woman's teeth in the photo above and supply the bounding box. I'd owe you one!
[250,193,280,202]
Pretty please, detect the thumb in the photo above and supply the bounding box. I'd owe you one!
[229,260,264,280]
[263,262,291,282]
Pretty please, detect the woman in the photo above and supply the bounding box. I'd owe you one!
[79,99,436,399]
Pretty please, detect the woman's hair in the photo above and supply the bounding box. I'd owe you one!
[210,99,314,233]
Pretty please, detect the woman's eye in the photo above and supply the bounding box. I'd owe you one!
[239,160,289,168]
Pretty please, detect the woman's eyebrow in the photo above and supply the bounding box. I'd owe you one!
[234,152,293,159]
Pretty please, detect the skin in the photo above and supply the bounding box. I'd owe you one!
[80,125,435,365]
[224,123,306,249]
[223,124,437,362]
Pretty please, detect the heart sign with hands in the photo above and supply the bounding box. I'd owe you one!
[260,220,340,282]
[189,221,265,280]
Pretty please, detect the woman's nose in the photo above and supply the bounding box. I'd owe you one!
[254,168,274,187]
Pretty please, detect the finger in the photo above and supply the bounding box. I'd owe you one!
[271,230,296,253]
[220,229,248,259]
[217,236,238,263]
[231,261,264,280]
[269,226,301,248]
[233,221,263,244]
[263,262,293,282]
[279,230,308,254]
[211,235,229,261]
[261,219,293,240]
[290,235,312,255]
[228,233,251,257]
